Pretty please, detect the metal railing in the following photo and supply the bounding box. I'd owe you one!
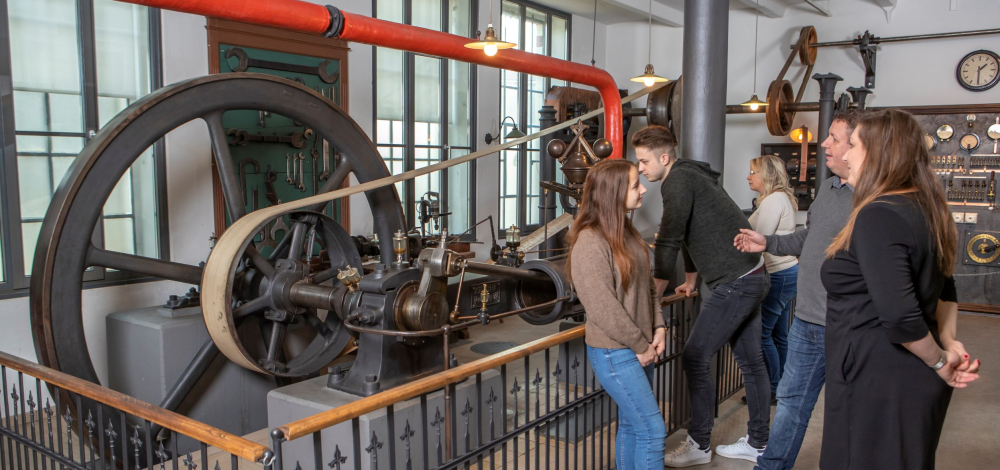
[269,292,721,470]
[0,351,271,470]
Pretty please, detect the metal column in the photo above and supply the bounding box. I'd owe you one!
[538,105,558,259]
[812,73,842,188]
[681,0,729,172]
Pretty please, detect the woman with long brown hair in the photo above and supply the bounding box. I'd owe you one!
[820,109,981,469]
[567,159,666,470]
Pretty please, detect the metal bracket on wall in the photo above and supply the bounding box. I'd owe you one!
[858,31,878,89]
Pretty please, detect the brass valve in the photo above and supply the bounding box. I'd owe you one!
[336,265,362,292]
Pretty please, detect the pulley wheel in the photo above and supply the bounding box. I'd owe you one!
[798,26,818,66]
[765,79,795,136]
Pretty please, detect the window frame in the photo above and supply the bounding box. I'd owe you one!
[498,0,571,234]
[372,0,478,238]
[0,1,168,297]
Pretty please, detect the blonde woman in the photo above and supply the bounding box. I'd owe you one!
[746,155,799,399]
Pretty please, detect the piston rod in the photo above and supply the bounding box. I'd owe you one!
[463,261,554,283]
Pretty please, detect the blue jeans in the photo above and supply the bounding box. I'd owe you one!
[587,345,665,470]
[755,318,826,470]
[761,265,798,394]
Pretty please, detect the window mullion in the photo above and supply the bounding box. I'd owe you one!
[0,0,18,288]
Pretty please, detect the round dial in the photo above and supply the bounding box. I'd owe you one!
[960,133,981,151]
[967,233,1000,265]
[988,122,1000,141]
[957,50,1000,92]
[923,133,937,150]
[936,124,955,141]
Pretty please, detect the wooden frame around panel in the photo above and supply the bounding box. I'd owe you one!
[206,18,351,237]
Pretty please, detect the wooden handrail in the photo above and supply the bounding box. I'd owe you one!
[0,351,269,462]
[278,290,699,440]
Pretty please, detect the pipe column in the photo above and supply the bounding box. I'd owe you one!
[538,105,558,259]
[681,0,729,171]
[812,73,842,188]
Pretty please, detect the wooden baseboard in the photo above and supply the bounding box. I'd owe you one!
[958,302,1000,315]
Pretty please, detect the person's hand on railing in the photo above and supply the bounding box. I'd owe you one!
[652,328,667,356]
[734,228,767,253]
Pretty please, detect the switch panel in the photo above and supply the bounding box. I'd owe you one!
[965,212,978,224]
[953,212,965,223]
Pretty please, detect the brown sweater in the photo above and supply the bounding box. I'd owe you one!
[570,229,664,354]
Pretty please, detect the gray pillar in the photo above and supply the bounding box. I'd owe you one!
[813,73,842,188]
[538,105,558,258]
[681,0,729,173]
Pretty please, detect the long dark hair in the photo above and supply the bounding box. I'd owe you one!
[566,159,645,289]
[826,109,957,275]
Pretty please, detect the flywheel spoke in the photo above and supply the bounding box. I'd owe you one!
[203,111,248,222]
[304,161,353,213]
[86,245,202,284]
[244,245,275,279]
[233,295,271,319]
[302,310,332,338]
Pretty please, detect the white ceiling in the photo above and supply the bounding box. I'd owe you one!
[525,0,894,26]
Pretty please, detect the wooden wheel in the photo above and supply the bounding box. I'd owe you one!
[765,79,795,136]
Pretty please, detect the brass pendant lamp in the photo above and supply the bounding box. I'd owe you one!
[465,0,517,56]
[630,0,669,87]
[741,0,767,110]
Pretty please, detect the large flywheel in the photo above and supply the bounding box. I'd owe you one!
[30,74,405,417]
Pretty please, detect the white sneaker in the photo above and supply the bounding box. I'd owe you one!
[715,434,765,463]
[663,435,712,467]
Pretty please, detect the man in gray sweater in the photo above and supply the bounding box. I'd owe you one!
[633,126,772,467]
[734,109,865,470]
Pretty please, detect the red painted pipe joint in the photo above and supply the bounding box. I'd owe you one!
[119,0,623,158]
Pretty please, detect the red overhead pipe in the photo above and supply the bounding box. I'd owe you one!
[120,0,624,158]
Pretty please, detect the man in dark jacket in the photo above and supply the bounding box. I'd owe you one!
[632,126,771,467]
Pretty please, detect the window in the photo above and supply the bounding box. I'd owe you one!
[499,0,569,231]
[374,0,477,235]
[0,0,165,292]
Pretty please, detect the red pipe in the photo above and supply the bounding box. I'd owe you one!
[121,0,624,158]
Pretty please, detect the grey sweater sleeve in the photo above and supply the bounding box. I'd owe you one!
[572,233,649,354]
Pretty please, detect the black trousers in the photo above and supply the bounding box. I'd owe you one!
[682,270,771,448]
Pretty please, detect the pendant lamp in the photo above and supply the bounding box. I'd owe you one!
[741,0,767,110]
[465,0,516,56]
[630,0,669,87]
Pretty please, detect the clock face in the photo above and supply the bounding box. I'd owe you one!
[958,50,1000,91]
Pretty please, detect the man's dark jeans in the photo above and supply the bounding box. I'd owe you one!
[682,270,771,449]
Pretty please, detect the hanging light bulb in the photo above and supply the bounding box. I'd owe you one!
[465,0,516,56]
[742,0,767,109]
[630,0,669,87]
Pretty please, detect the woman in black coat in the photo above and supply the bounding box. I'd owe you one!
[819,109,981,469]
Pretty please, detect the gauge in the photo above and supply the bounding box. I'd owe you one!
[960,133,981,151]
[937,124,955,141]
[988,119,1000,141]
[967,233,1000,264]
[923,133,937,151]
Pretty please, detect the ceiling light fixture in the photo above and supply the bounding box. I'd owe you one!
[741,0,767,110]
[630,0,669,87]
[465,0,516,56]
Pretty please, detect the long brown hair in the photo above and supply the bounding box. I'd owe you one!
[566,159,645,290]
[751,154,798,211]
[825,109,957,275]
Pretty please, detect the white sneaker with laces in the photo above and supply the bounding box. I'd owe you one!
[715,434,765,463]
[663,435,712,467]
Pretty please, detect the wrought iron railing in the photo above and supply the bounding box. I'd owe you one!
[0,351,271,470]
[268,292,717,470]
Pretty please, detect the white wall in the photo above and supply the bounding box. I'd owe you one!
[618,0,1000,234]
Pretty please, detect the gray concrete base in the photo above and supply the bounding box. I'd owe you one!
[269,370,502,469]
[106,306,275,454]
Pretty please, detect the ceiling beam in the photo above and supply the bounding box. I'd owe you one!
[804,0,833,16]
[609,0,685,27]
[871,0,899,7]
[734,0,788,18]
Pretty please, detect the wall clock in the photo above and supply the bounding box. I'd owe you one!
[957,50,999,92]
